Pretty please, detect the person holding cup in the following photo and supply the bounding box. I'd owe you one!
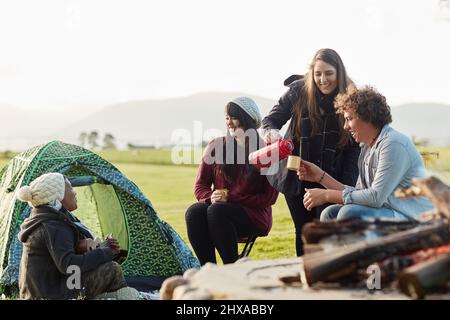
[298,86,433,221]
[261,48,360,256]
[16,173,127,299]
[185,97,279,265]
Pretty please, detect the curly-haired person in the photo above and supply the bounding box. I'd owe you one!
[297,86,433,221]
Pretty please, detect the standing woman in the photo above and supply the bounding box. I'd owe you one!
[262,48,360,256]
[186,97,279,265]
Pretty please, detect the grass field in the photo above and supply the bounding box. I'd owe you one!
[1,146,449,261]
[113,163,296,259]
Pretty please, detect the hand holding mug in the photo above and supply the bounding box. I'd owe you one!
[100,234,120,255]
[211,189,228,203]
[75,238,99,254]
[297,159,323,183]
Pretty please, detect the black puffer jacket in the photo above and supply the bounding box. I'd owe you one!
[18,206,114,299]
[262,75,360,196]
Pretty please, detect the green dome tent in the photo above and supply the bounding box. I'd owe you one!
[0,141,199,296]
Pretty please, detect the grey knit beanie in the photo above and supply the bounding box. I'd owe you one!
[231,97,262,128]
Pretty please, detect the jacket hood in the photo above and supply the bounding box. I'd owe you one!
[284,74,303,86]
[18,206,62,242]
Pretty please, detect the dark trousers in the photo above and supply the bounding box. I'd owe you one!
[285,193,328,256]
[185,202,262,265]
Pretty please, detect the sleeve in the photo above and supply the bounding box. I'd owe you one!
[193,141,216,203]
[261,84,298,132]
[228,177,279,209]
[342,142,411,207]
[339,139,361,186]
[43,224,114,275]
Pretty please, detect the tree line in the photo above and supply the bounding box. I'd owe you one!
[78,131,117,150]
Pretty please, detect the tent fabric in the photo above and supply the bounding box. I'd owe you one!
[0,141,200,295]
[89,183,129,250]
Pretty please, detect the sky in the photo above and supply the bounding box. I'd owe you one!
[0,0,450,111]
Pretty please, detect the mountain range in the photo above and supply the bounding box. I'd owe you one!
[390,103,450,146]
[1,95,449,151]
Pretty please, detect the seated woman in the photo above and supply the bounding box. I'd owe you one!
[17,172,127,299]
[186,97,279,265]
[297,86,434,221]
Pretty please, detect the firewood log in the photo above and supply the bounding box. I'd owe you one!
[375,242,450,281]
[302,219,419,245]
[397,252,450,299]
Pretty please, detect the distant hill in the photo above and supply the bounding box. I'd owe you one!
[391,103,450,146]
[57,97,450,148]
[54,92,278,148]
[0,103,101,151]
[1,97,449,151]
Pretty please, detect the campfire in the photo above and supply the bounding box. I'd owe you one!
[301,176,450,299]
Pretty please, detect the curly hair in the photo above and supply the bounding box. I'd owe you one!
[334,86,392,128]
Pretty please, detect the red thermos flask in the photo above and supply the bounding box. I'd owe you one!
[248,139,294,170]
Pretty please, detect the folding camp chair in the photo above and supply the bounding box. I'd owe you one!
[238,234,259,259]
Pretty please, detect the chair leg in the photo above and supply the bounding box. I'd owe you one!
[239,235,258,259]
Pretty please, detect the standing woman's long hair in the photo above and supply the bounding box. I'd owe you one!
[215,102,262,180]
[293,48,353,147]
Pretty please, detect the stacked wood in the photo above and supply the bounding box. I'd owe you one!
[303,176,450,293]
[393,176,450,298]
[376,242,450,284]
[303,221,450,285]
